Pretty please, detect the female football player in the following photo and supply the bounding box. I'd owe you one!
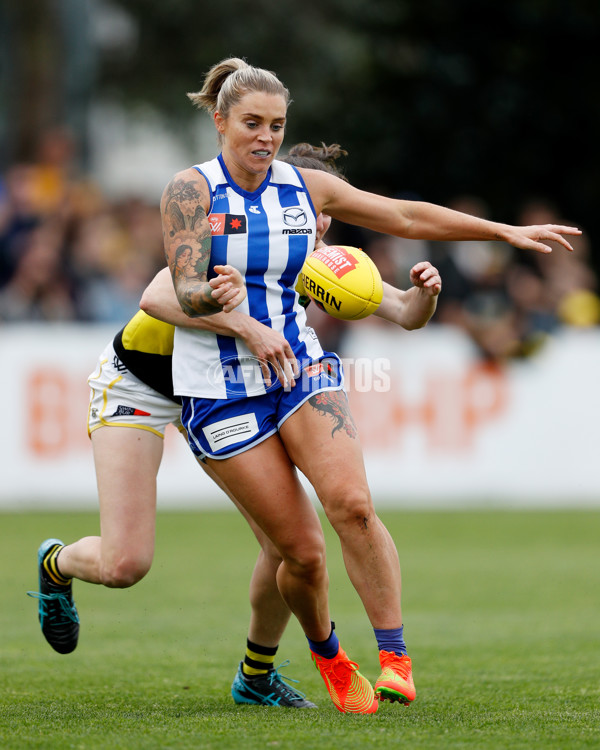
[28,140,440,711]
[158,57,579,714]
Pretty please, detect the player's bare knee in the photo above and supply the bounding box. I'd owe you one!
[281,536,326,579]
[99,555,152,588]
[322,487,374,533]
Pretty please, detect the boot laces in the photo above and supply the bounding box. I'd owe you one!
[325,656,359,691]
[27,591,79,624]
[381,652,410,680]
[267,660,308,702]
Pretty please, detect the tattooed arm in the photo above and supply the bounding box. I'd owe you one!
[160,168,222,317]
[140,266,298,388]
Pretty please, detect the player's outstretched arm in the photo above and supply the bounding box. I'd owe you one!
[375,261,441,330]
[305,170,581,255]
[401,207,582,255]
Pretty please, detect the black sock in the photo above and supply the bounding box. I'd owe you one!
[43,544,71,586]
[242,639,278,677]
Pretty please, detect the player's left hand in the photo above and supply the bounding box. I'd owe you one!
[503,224,581,254]
[410,261,442,296]
[210,264,247,312]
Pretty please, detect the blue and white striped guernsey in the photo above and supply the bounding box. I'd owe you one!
[172,155,325,399]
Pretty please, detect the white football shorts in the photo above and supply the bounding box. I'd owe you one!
[87,342,184,438]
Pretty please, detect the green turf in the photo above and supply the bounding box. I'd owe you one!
[1,509,599,749]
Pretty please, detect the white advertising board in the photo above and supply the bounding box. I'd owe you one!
[1,323,598,510]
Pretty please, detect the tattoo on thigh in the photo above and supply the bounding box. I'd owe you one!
[309,391,357,439]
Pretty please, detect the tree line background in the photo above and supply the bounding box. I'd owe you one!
[1,0,598,267]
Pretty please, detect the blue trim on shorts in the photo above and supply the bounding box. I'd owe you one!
[181,353,344,460]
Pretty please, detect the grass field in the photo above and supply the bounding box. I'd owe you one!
[1,508,599,749]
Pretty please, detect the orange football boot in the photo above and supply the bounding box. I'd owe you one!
[311,646,378,714]
[374,650,416,704]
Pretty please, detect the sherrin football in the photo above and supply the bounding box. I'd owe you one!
[300,245,383,320]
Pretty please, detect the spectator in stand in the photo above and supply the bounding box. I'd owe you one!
[28,127,78,220]
[512,199,600,335]
[66,207,161,323]
[0,220,76,322]
[0,164,44,287]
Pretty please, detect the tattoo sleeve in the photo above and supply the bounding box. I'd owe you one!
[161,173,221,317]
[309,391,358,439]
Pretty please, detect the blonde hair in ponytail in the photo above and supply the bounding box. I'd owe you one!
[187,57,291,119]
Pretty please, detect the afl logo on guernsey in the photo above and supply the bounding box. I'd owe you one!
[209,214,247,235]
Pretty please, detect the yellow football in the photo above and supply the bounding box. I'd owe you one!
[299,245,383,320]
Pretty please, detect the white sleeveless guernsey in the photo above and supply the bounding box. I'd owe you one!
[172,155,325,399]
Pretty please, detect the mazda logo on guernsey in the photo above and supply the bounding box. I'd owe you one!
[283,207,307,227]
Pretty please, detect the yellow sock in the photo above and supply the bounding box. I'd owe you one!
[43,544,71,586]
[242,639,277,677]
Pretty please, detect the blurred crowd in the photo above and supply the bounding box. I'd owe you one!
[2,129,599,363]
[0,128,165,325]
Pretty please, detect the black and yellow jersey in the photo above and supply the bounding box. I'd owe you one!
[112,311,180,403]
